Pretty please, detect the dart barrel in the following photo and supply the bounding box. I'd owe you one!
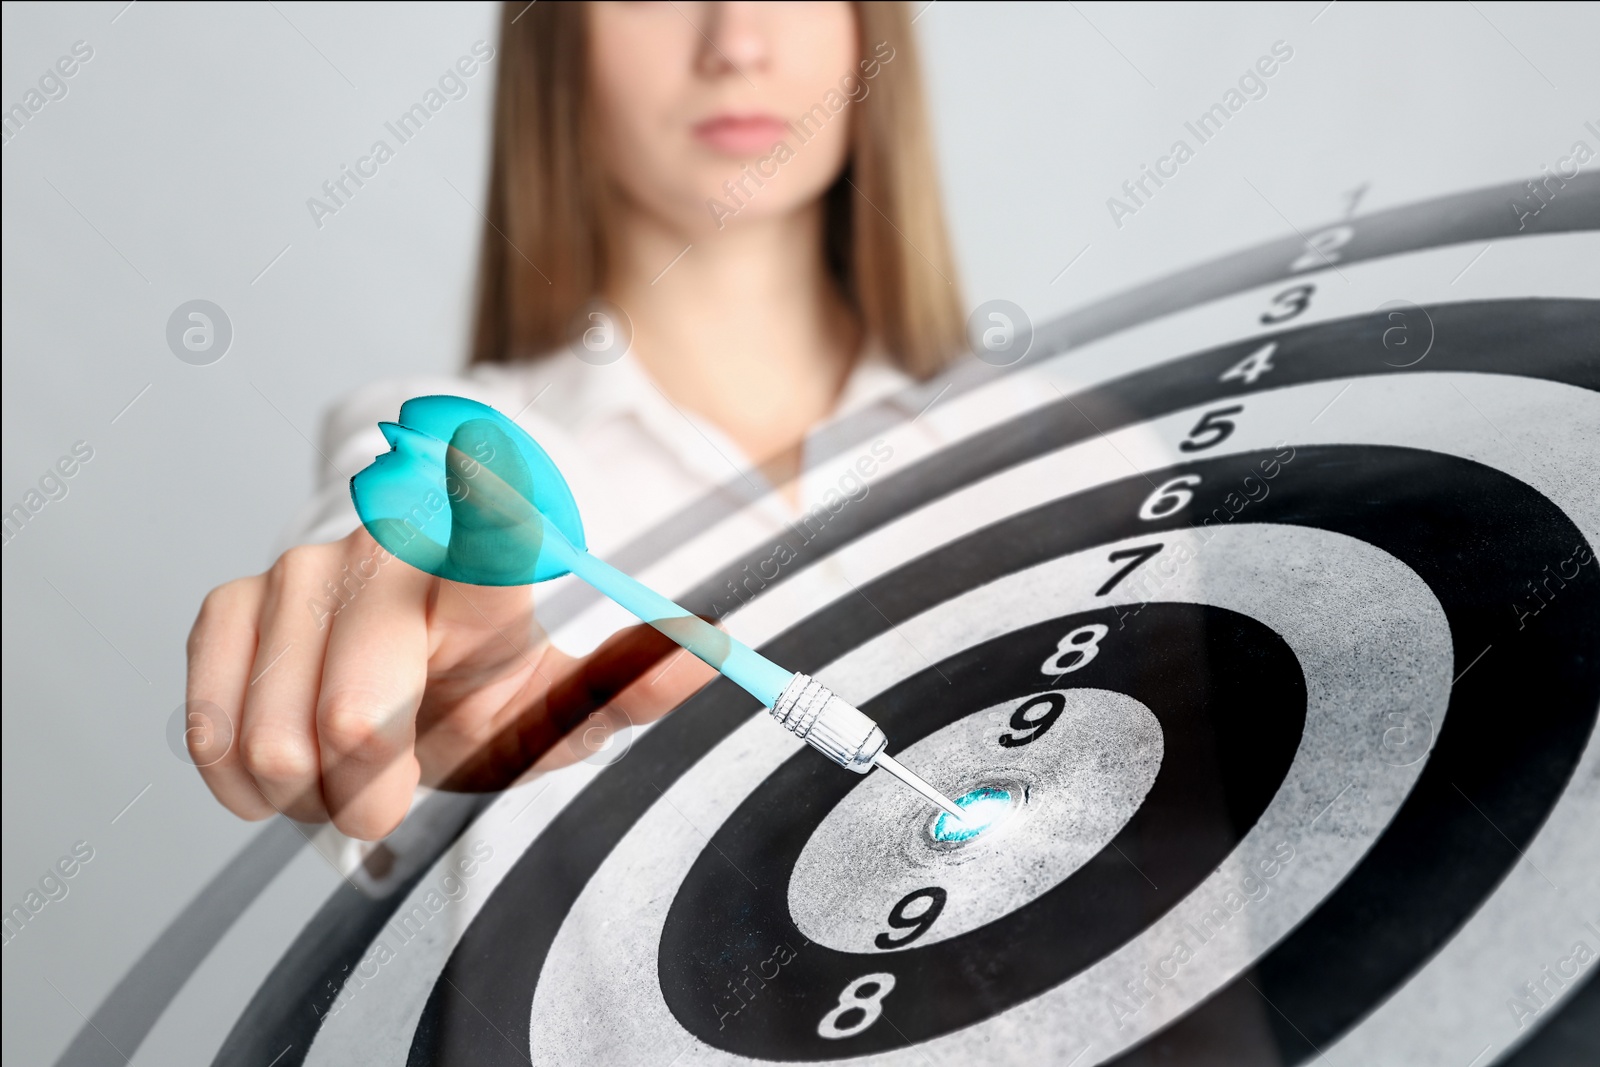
[770,673,888,773]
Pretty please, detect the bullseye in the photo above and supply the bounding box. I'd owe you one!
[785,686,1165,955]
[929,784,1022,844]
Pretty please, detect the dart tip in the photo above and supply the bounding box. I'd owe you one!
[873,752,967,821]
[937,796,969,821]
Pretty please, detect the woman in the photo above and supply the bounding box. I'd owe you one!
[186,0,965,844]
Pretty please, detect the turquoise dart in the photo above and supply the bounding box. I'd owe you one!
[350,394,964,820]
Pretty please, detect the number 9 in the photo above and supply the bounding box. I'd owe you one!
[874,887,948,949]
[999,692,1067,748]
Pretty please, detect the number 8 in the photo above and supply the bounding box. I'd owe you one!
[1041,624,1108,676]
[818,973,897,1039]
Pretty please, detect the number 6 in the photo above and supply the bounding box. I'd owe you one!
[1139,475,1201,520]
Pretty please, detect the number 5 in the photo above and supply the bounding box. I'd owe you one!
[1179,406,1242,452]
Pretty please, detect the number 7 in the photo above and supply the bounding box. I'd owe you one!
[1097,543,1164,596]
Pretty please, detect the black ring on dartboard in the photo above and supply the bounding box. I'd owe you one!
[407,443,1600,1064]
[659,603,1307,1056]
[200,296,1598,1067]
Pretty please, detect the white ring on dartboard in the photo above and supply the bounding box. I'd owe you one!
[789,689,1164,953]
[296,370,1598,1066]
[527,524,1453,1064]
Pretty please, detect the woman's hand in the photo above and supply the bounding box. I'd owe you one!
[185,527,712,840]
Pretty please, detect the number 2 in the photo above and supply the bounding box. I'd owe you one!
[818,973,897,1039]
[1290,225,1354,272]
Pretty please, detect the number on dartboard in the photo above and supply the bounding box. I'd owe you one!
[874,888,947,949]
[1097,543,1163,595]
[1179,406,1243,452]
[1041,624,1107,676]
[1342,181,1370,219]
[1139,475,1201,520]
[1290,224,1354,272]
[817,973,897,1040]
[999,692,1067,747]
[1260,284,1314,324]
[1219,342,1277,386]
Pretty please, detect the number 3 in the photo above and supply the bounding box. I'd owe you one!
[818,973,897,1039]
[1260,284,1314,324]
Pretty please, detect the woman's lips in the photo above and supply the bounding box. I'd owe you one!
[692,114,791,156]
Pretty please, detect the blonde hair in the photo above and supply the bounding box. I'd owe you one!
[470,1,965,379]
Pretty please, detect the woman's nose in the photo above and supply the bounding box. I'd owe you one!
[697,1,771,78]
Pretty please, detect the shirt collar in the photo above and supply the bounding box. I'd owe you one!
[518,339,916,437]
[486,340,923,501]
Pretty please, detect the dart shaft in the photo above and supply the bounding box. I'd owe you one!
[766,675,966,817]
[562,550,963,817]
[565,549,892,773]
[563,547,792,705]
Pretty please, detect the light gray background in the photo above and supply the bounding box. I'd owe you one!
[2,2,1595,1063]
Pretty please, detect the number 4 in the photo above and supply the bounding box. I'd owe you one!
[1220,342,1277,386]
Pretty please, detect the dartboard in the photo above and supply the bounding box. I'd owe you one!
[56,177,1599,1067]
